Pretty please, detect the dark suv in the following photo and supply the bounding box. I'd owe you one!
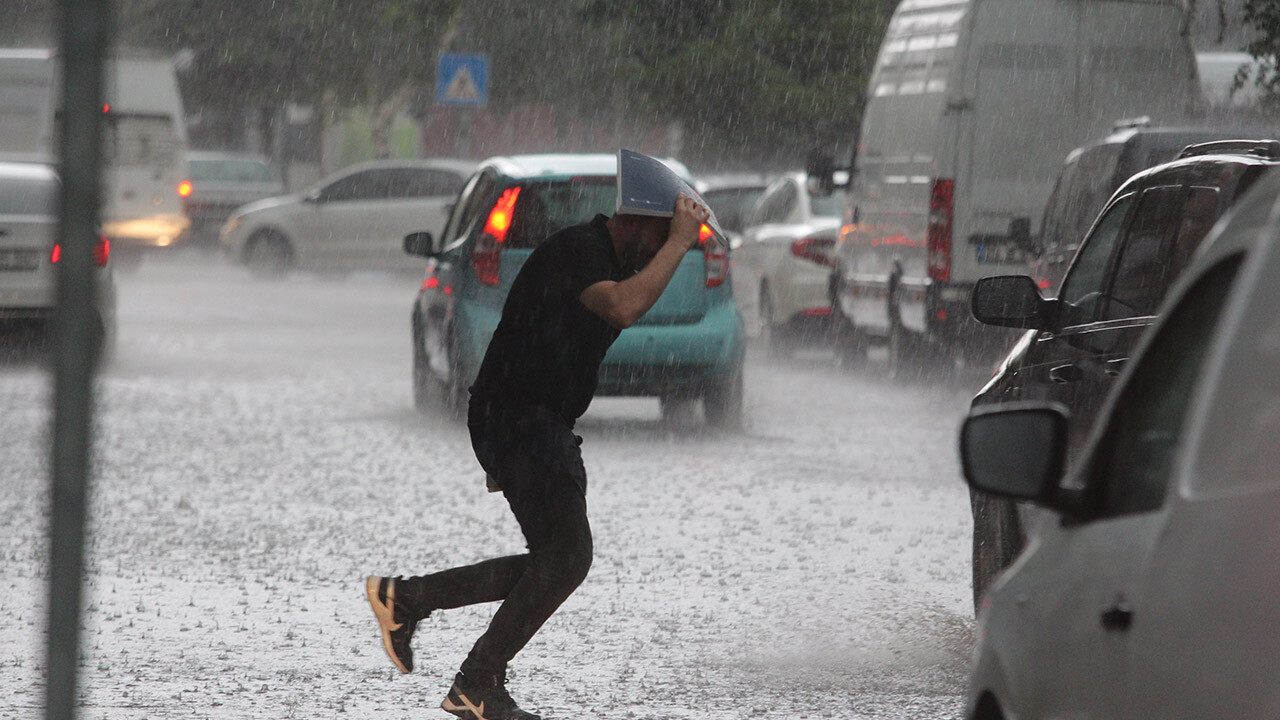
[1033,125,1280,291]
[966,140,1280,608]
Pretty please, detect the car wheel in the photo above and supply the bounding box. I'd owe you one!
[759,286,787,359]
[245,230,293,279]
[412,322,432,411]
[440,328,468,420]
[970,487,1027,614]
[703,360,744,429]
[660,395,698,427]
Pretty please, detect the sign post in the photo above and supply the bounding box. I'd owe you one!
[435,53,489,156]
[48,0,108,718]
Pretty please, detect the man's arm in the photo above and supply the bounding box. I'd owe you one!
[579,196,708,329]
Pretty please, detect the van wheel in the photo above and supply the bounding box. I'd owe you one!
[660,396,699,427]
[703,361,744,429]
[246,230,293,278]
[834,318,867,368]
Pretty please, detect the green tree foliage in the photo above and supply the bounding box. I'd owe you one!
[1241,0,1280,111]
[585,0,895,166]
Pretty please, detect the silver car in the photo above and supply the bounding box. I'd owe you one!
[220,158,475,276]
[960,165,1280,719]
[0,161,116,353]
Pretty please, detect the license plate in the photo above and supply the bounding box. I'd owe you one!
[0,249,39,271]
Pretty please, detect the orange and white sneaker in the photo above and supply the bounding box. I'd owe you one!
[365,575,419,673]
[442,672,541,720]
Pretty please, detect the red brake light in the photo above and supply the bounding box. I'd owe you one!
[473,187,521,286]
[51,237,109,267]
[95,237,109,267]
[483,187,521,244]
[927,178,954,283]
[177,180,193,198]
[791,236,835,267]
[698,223,713,243]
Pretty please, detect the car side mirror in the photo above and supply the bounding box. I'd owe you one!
[1009,217,1033,252]
[805,148,837,197]
[971,275,1051,329]
[304,188,322,204]
[404,231,436,258]
[961,402,1069,506]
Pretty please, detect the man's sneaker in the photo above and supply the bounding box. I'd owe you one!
[441,672,541,720]
[365,575,421,674]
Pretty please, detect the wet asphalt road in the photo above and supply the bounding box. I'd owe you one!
[0,252,980,719]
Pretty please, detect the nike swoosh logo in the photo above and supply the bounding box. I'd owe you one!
[447,693,487,720]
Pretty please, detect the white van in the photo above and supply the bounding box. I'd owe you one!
[814,0,1200,364]
[0,49,189,255]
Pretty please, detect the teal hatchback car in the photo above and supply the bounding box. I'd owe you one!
[403,154,745,427]
[401,153,747,425]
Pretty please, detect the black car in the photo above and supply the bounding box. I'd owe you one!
[966,139,1280,609]
[1033,124,1280,291]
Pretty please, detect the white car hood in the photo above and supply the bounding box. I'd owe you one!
[232,193,303,218]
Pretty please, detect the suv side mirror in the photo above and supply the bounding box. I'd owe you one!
[404,231,436,258]
[1009,217,1033,252]
[805,148,837,197]
[961,402,1069,505]
[971,275,1051,329]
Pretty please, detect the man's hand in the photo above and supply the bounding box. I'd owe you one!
[668,194,710,251]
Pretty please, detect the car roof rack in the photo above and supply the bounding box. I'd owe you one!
[1177,139,1280,160]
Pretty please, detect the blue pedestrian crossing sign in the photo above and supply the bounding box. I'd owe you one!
[436,54,489,107]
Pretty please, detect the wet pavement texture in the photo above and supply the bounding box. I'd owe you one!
[0,253,978,719]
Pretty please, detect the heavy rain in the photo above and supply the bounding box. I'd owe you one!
[0,1,1275,719]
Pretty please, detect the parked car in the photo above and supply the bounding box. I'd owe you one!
[731,171,844,354]
[809,0,1200,370]
[0,161,115,354]
[404,153,745,427]
[220,158,475,276]
[1033,123,1280,290]
[966,140,1280,608]
[182,151,282,248]
[959,157,1280,720]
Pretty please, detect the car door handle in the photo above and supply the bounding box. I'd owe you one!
[1100,602,1134,633]
[1049,364,1083,384]
[1105,358,1128,376]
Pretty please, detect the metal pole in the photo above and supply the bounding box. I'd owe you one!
[48,1,110,719]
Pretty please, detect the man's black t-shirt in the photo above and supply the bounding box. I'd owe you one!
[470,214,624,421]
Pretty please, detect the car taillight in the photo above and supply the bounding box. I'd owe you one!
[791,236,835,267]
[927,178,954,283]
[699,223,727,288]
[473,187,521,286]
[177,180,193,198]
[51,236,110,267]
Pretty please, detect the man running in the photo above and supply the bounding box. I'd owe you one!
[367,194,711,720]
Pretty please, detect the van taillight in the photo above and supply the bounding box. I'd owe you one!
[927,178,954,283]
[700,223,727,288]
[474,187,521,286]
[51,236,110,267]
[791,236,835,267]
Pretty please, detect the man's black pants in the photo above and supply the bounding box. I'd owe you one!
[400,398,593,680]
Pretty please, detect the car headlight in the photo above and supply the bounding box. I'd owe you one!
[224,215,243,234]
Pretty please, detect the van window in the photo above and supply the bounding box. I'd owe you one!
[1104,186,1186,319]
[1088,254,1242,517]
[103,114,179,167]
[1057,193,1134,326]
[189,159,275,184]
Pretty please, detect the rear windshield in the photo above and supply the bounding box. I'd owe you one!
[705,187,765,233]
[810,191,847,219]
[506,178,616,249]
[0,176,56,216]
[189,159,275,183]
